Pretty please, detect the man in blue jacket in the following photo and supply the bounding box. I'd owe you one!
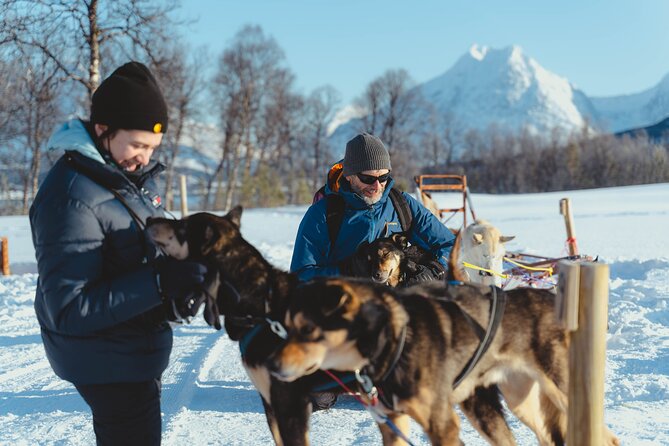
[291,132,455,283]
[291,133,454,410]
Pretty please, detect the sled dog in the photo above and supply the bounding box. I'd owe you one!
[267,236,620,446]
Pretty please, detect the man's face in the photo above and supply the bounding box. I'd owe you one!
[95,124,163,172]
[346,169,390,205]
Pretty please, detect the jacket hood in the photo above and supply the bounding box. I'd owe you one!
[48,119,164,186]
[47,119,105,164]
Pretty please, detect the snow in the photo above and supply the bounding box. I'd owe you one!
[1,183,668,445]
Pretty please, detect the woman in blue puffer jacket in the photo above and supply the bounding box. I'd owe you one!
[30,62,207,445]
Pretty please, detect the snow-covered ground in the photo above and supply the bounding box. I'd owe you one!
[1,183,668,445]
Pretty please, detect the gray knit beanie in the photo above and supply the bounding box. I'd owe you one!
[342,133,392,177]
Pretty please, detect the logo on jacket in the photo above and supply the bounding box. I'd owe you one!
[151,194,162,208]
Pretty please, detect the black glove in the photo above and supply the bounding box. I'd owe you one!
[405,260,446,285]
[154,257,208,321]
[338,242,370,277]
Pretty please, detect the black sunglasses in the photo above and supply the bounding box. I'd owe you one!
[356,172,391,185]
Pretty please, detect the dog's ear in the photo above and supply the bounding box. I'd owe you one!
[499,235,515,243]
[391,233,409,249]
[356,298,391,359]
[472,233,484,244]
[226,206,243,228]
[201,222,224,256]
[321,283,360,321]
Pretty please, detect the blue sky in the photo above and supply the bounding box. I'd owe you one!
[179,0,669,105]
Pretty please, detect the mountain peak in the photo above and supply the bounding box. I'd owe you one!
[468,44,489,61]
[418,45,590,136]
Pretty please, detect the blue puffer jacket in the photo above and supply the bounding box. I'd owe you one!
[30,119,171,385]
[290,176,455,281]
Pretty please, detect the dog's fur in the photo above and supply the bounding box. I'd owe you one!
[355,233,434,287]
[460,219,515,287]
[146,209,356,446]
[267,236,620,446]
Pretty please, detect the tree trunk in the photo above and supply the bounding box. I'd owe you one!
[87,0,101,96]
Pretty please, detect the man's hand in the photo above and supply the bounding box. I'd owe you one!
[405,259,445,285]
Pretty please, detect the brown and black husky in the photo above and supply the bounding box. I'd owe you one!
[146,207,319,445]
[355,233,437,287]
[145,208,524,446]
[267,235,621,446]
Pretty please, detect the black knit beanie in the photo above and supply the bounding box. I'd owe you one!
[342,133,392,177]
[91,61,168,133]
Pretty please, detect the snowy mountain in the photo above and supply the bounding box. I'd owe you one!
[418,44,595,135]
[591,73,669,132]
[328,45,669,157]
[328,45,599,158]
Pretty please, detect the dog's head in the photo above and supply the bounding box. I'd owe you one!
[359,234,407,286]
[145,206,243,260]
[268,278,403,382]
[461,219,514,286]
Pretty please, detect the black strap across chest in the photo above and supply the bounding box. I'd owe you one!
[326,187,412,247]
[452,286,507,388]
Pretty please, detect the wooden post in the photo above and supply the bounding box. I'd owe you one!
[556,260,580,330]
[567,262,609,446]
[179,175,188,217]
[1,237,9,275]
[559,198,578,255]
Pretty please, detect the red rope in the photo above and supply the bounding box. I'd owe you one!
[321,370,371,406]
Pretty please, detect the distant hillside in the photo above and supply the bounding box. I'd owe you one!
[591,74,669,133]
[616,116,669,143]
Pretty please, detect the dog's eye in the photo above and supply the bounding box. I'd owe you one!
[300,324,315,337]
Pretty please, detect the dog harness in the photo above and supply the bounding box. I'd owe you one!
[353,284,507,414]
[451,285,507,388]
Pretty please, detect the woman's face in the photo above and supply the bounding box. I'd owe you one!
[95,124,163,172]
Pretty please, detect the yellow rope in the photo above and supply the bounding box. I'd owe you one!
[503,257,554,275]
[462,261,508,279]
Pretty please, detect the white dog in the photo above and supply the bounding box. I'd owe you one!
[460,219,515,287]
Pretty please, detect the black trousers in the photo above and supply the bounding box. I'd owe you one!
[75,378,162,446]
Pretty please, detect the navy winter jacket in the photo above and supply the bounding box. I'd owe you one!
[30,119,171,385]
[290,177,455,281]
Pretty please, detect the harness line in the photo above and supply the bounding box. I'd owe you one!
[503,256,554,275]
[462,261,508,279]
[321,370,417,446]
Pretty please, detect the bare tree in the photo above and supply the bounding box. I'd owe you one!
[150,43,207,210]
[0,0,182,98]
[0,46,63,214]
[356,69,422,153]
[212,25,292,210]
[301,86,340,189]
